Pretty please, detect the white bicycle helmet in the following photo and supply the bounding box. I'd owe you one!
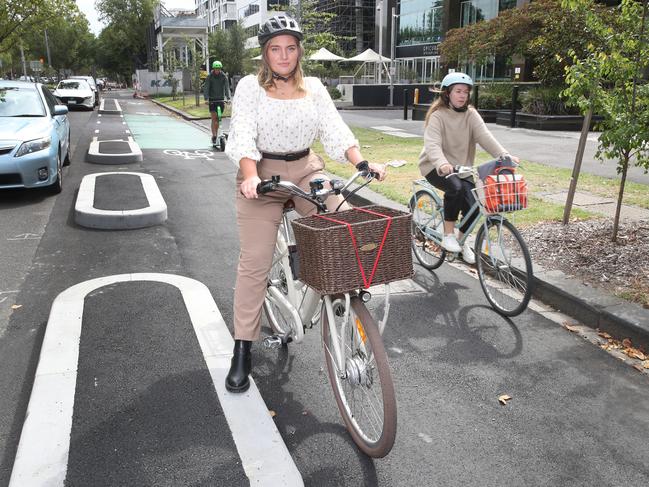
[441,72,474,89]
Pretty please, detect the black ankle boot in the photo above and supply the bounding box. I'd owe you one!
[225,340,252,393]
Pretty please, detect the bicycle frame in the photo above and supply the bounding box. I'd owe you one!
[411,178,505,249]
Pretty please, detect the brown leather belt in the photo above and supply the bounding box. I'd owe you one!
[261,149,310,161]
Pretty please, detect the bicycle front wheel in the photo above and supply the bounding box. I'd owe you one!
[409,190,446,270]
[475,217,533,316]
[322,296,397,458]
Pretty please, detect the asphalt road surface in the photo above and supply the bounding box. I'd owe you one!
[0,94,647,486]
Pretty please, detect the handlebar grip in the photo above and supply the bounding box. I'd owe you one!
[257,180,275,194]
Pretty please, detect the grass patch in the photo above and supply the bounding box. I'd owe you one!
[152,95,231,119]
[311,126,630,226]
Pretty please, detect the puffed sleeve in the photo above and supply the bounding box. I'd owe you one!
[311,78,359,163]
[225,75,262,164]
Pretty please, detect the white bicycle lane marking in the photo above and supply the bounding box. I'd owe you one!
[9,273,303,487]
[163,149,215,160]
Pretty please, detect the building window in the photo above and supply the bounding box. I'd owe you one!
[460,0,516,27]
[267,0,288,11]
[398,0,444,46]
[239,0,260,18]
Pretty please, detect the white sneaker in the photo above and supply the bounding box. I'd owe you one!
[441,234,462,253]
[461,240,476,265]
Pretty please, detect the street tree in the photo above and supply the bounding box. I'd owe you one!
[20,9,95,76]
[562,0,649,241]
[288,0,348,57]
[0,0,76,51]
[95,0,156,77]
[440,0,610,86]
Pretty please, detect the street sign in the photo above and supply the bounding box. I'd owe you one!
[29,60,42,72]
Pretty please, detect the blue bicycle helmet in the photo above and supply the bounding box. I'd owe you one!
[441,72,473,89]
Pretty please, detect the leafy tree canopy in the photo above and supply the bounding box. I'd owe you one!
[440,0,612,85]
[0,0,77,51]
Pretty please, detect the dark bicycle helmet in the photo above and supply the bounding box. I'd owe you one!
[258,14,304,46]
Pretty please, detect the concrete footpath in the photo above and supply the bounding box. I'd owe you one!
[157,100,649,351]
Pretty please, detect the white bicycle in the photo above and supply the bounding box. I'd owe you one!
[260,164,396,458]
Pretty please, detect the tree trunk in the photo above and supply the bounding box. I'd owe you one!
[563,106,593,225]
[612,150,630,242]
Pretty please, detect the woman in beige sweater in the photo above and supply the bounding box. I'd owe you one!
[418,72,518,264]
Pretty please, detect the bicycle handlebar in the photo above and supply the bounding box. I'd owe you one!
[256,165,378,213]
[445,156,519,179]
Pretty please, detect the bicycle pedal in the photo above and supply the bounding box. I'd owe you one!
[263,335,284,349]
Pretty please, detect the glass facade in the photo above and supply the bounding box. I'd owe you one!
[398,0,445,46]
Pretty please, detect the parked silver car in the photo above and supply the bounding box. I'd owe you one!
[53,79,95,110]
[0,80,71,194]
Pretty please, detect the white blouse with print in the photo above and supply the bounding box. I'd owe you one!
[225,75,359,165]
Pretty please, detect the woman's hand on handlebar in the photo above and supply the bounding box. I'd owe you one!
[437,163,454,176]
[240,175,261,199]
[368,162,387,181]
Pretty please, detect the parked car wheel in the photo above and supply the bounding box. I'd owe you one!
[47,151,63,194]
[64,132,71,166]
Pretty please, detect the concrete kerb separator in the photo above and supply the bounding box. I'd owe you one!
[75,172,167,229]
[98,98,122,115]
[150,98,209,121]
[87,136,143,164]
[345,179,649,350]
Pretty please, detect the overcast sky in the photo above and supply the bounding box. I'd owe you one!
[76,0,197,35]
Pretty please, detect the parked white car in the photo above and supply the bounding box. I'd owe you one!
[53,79,95,110]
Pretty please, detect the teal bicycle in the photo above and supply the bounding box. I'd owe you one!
[409,162,533,316]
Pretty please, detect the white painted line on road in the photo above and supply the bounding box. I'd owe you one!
[9,274,302,487]
[0,290,19,294]
[94,129,99,134]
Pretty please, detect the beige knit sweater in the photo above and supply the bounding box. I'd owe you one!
[418,106,507,178]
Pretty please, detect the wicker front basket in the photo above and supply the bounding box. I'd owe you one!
[291,205,414,295]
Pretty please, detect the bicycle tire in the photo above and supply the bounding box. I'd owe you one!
[322,296,397,458]
[409,190,446,270]
[475,217,533,316]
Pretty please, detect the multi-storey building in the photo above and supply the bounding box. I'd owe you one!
[195,0,240,31]
[377,0,526,83]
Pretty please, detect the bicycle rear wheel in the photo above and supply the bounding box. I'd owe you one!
[322,296,396,458]
[475,217,533,316]
[409,190,446,270]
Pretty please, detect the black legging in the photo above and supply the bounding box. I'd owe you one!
[425,169,478,235]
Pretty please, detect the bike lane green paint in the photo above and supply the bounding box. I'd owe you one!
[124,114,209,150]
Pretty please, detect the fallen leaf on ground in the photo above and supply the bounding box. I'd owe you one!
[11,304,22,310]
[642,360,649,369]
[269,410,276,418]
[498,394,512,405]
[597,331,612,339]
[563,323,581,332]
[622,338,633,348]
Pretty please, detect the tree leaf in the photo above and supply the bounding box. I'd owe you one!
[498,394,512,405]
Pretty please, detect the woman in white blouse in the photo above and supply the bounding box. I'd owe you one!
[224,14,386,393]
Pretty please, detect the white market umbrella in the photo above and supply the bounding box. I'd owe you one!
[307,47,347,61]
[345,48,391,63]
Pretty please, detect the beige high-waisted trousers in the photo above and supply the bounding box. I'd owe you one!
[233,151,347,341]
